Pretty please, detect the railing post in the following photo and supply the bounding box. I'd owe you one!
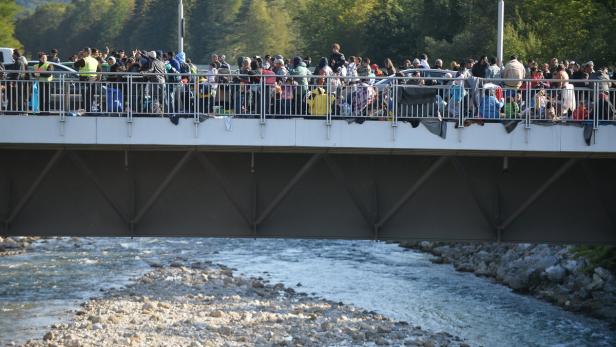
[193,77,199,138]
[525,84,531,129]
[59,73,66,136]
[392,79,398,141]
[459,83,466,129]
[260,74,266,139]
[593,81,600,131]
[326,76,332,140]
[127,75,133,138]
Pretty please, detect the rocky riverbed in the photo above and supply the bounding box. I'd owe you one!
[18,260,468,347]
[0,237,40,256]
[400,241,616,326]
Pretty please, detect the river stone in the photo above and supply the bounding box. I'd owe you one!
[587,274,605,291]
[562,259,581,273]
[1,238,19,249]
[210,310,224,318]
[594,267,613,281]
[545,265,567,283]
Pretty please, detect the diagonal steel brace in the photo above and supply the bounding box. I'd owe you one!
[323,155,373,229]
[376,156,448,230]
[254,153,322,227]
[5,150,64,229]
[196,153,252,227]
[69,151,130,225]
[451,157,496,231]
[499,158,578,231]
[131,151,193,227]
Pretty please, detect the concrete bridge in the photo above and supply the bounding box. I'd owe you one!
[1,115,615,244]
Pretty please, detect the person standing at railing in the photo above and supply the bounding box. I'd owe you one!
[164,51,181,114]
[330,43,345,75]
[383,58,397,76]
[290,56,309,115]
[49,49,61,64]
[502,55,525,89]
[554,64,574,119]
[315,57,333,87]
[486,57,502,79]
[419,54,430,70]
[141,51,166,114]
[471,56,489,78]
[0,62,5,113]
[75,47,100,112]
[5,49,28,114]
[32,52,54,114]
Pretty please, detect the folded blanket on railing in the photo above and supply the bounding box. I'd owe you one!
[396,86,439,117]
[396,86,437,105]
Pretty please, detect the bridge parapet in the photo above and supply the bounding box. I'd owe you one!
[0,116,615,157]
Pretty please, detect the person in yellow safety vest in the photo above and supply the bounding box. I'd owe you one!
[74,47,101,112]
[33,52,54,114]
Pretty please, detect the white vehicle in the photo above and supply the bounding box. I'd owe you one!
[27,61,78,78]
[0,47,15,65]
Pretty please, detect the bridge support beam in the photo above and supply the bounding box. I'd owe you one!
[1,149,614,244]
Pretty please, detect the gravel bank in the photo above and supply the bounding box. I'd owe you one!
[19,261,469,347]
[400,241,616,326]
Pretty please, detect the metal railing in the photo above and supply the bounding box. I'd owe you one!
[1,71,614,130]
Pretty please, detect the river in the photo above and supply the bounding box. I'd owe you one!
[0,238,614,347]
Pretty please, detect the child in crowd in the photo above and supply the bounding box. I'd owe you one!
[503,94,520,119]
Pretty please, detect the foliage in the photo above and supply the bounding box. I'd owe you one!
[571,246,616,275]
[9,0,616,66]
[0,0,23,48]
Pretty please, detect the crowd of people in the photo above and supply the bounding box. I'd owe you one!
[0,43,615,121]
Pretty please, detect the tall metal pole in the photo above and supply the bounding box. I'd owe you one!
[497,0,504,66]
[178,0,184,53]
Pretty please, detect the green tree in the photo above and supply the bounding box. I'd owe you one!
[0,0,23,48]
[15,2,70,55]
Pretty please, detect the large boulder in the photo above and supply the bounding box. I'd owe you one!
[594,267,613,282]
[562,259,583,273]
[545,265,567,283]
[0,237,19,250]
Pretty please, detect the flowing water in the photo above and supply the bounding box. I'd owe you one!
[0,238,614,347]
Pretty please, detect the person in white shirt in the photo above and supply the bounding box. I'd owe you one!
[419,53,430,69]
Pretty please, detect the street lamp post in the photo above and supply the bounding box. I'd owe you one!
[178,0,184,54]
[497,0,504,66]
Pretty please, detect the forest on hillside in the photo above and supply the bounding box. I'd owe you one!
[2,0,616,66]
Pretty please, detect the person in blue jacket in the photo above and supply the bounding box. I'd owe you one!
[479,87,504,119]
